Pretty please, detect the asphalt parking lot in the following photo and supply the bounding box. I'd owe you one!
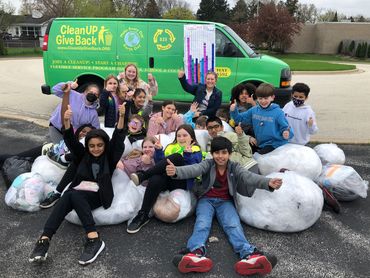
[0,118,369,278]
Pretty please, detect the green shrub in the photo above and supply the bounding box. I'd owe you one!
[367,43,370,58]
[355,43,361,57]
[349,40,355,55]
[338,41,343,54]
[0,40,7,55]
[361,42,368,58]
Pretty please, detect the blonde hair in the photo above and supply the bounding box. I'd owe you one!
[104,74,119,95]
[125,136,157,159]
[123,63,139,89]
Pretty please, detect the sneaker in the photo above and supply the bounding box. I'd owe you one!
[234,251,277,276]
[126,210,150,234]
[78,236,105,265]
[47,150,68,169]
[40,192,61,209]
[130,172,144,186]
[173,252,213,273]
[29,238,50,263]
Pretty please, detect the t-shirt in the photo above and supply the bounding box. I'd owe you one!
[205,169,231,200]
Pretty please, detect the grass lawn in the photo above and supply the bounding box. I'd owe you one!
[4,47,42,57]
[266,52,363,71]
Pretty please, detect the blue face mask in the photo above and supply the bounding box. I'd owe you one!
[292,97,304,107]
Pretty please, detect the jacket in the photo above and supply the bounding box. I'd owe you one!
[230,103,293,149]
[147,112,184,137]
[283,101,318,145]
[173,159,272,206]
[178,75,222,117]
[64,125,127,209]
[49,82,100,131]
[98,89,119,128]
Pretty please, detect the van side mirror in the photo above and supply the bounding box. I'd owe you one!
[41,84,51,95]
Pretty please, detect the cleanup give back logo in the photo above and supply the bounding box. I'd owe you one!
[120,27,143,51]
[55,24,112,51]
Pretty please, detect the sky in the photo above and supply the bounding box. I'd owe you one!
[8,0,370,18]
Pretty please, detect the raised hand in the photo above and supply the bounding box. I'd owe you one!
[118,72,125,80]
[235,122,244,136]
[71,79,78,90]
[249,136,257,146]
[64,104,73,122]
[148,73,156,85]
[116,160,125,170]
[118,102,126,117]
[190,102,199,113]
[166,158,176,176]
[178,69,185,78]
[246,94,256,106]
[62,82,71,93]
[307,117,314,127]
[184,143,193,153]
[155,116,165,125]
[230,99,237,112]
[146,90,153,102]
[282,129,290,139]
[269,178,283,189]
[154,135,163,150]
[141,154,152,165]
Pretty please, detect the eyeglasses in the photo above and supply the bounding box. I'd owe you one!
[207,124,221,130]
[129,120,142,128]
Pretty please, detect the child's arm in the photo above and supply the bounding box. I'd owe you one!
[109,105,127,168]
[277,110,294,140]
[229,100,252,125]
[97,88,110,116]
[52,81,79,98]
[235,125,253,158]
[307,110,319,134]
[63,105,85,159]
[147,115,163,137]
[166,159,211,179]
[183,149,203,165]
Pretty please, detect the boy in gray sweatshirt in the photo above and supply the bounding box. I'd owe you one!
[166,136,282,276]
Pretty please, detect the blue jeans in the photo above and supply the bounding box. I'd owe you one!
[187,197,256,259]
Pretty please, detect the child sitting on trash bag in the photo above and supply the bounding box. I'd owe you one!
[29,102,127,266]
[166,136,282,276]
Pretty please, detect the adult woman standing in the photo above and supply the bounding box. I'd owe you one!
[178,70,222,118]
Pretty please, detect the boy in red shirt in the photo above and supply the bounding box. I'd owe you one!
[166,136,282,276]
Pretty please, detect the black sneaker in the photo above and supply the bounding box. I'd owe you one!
[78,236,105,265]
[47,150,68,169]
[130,171,145,186]
[40,192,61,209]
[127,210,150,234]
[29,238,50,263]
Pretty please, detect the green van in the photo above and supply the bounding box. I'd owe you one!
[42,17,292,106]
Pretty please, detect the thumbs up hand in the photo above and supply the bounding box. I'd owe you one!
[235,122,244,136]
[166,158,176,176]
[64,104,73,121]
[230,99,237,112]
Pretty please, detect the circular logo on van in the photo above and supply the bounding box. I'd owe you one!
[120,28,143,51]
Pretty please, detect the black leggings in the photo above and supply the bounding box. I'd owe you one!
[43,189,102,239]
[140,153,187,215]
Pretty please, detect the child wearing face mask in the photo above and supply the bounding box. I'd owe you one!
[127,114,147,144]
[49,80,100,144]
[283,83,318,145]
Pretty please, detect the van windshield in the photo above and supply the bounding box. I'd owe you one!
[223,26,258,58]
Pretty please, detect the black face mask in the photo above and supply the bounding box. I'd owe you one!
[86,93,98,103]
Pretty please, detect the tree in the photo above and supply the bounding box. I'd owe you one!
[197,0,230,23]
[33,0,76,17]
[144,0,161,18]
[296,3,319,23]
[157,0,190,16]
[247,2,301,52]
[197,0,215,21]
[231,0,248,23]
[0,1,15,55]
[332,11,338,22]
[162,7,195,20]
[285,0,298,17]
[318,9,345,22]
[19,0,35,15]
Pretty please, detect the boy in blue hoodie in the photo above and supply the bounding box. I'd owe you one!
[230,83,293,154]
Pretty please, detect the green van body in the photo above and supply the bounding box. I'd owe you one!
[43,17,292,105]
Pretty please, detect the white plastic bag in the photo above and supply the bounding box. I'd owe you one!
[5,172,54,212]
[155,132,175,150]
[65,169,145,225]
[237,171,323,232]
[194,130,210,152]
[313,143,345,165]
[254,144,322,180]
[102,126,133,158]
[316,164,368,200]
[153,189,196,223]
[31,156,66,185]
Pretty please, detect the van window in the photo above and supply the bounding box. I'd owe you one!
[215,29,243,58]
[223,26,258,58]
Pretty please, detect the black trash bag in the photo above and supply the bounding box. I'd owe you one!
[1,156,33,188]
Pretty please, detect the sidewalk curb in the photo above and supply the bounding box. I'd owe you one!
[293,68,361,75]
